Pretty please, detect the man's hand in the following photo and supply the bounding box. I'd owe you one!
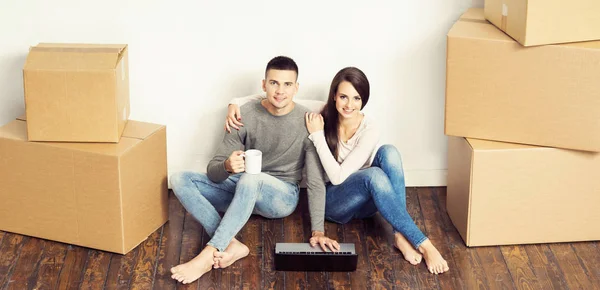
[309,231,340,252]
[225,104,244,133]
[224,150,245,173]
[305,112,324,134]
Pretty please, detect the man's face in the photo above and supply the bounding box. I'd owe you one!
[262,69,298,110]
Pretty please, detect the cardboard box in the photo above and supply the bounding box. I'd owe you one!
[23,43,130,142]
[0,117,168,254]
[485,0,600,46]
[445,8,600,152]
[446,137,600,247]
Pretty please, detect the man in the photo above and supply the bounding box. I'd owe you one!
[169,56,326,284]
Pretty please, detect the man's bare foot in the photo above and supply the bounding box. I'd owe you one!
[418,239,449,274]
[394,232,422,265]
[170,246,216,284]
[213,238,250,269]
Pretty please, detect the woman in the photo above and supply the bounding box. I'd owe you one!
[225,67,449,274]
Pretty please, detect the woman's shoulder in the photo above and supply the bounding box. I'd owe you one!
[359,114,379,131]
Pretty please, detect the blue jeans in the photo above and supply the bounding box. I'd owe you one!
[325,145,428,248]
[170,172,300,252]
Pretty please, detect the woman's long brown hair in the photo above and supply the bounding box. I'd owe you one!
[320,67,370,160]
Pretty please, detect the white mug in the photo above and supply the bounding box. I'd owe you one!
[242,149,262,174]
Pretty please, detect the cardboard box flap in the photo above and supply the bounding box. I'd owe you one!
[459,8,486,21]
[36,43,127,50]
[122,121,165,140]
[467,138,541,151]
[0,120,28,141]
[452,9,600,49]
[449,12,513,42]
[0,119,158,157]
[24,43,127,70]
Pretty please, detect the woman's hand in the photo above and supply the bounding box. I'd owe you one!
[225,104,244,133]
[309,231,340,252]
[305,112,324,134]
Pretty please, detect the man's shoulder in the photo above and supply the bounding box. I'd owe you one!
[292,103,312,114]
[240,99,261,114]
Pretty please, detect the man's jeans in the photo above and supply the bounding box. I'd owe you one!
[324,145,428,248]
[170,172,300,252]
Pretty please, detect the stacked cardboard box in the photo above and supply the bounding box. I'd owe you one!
[444,8,600,246]
[0,43,169,254]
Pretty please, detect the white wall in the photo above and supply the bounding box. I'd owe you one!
[0,0,483,186]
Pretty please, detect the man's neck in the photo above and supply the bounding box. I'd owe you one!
[261,99,296,116]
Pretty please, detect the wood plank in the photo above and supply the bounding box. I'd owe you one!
[325,221,351,290]
[435,187,500,290]
[344,218,369,290]
[283,191,307,290]
[0,234,27,289]
[226,233,243,290]
[5,238,46,290]
[130,228,163,290]
[501,245,541,290]
[32,242,69,290]
[241,216,263,290]
[524,244,568,290]
[56,246,89,289]
[419,187,465,290]
[262,211,284,290]
[392,187,425,290]
[197,230,221,290]
[364,214,395,289]
[571,242,600,289]
[300,193,327,290]
[550,243,594,290]
[176,211,204,290]
[104,245,140,289]
[79,250,112,289]
[153,191,186,290]
[474,246,515,290]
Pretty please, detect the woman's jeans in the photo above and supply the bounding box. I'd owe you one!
[170,172,299,252]
[325,144,427,248]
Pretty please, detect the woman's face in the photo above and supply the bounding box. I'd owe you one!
[334,81,363,120]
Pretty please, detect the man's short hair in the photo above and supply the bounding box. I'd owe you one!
[265,56,298,79]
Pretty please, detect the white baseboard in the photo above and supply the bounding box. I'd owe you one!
[405,169,447,187]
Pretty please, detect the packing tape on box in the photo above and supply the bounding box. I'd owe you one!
[501,3,508,31]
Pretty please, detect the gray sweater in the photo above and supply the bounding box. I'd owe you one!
[207,100,326,232]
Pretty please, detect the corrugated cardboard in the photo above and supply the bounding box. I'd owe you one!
[485,0,600,46]
[23,43,130,142]
[445,8,600,152]
[446,137,600,247]
[0,117,168,254]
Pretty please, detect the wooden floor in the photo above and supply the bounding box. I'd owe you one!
[1,187,599,290]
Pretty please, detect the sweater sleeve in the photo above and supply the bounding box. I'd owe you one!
[308,125,380,185]
[207,127,246,182]
[303,139,327,233]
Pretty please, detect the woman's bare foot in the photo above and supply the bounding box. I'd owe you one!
[213,238,250,269]
[418,239,449,274]
[171,246,217,284]
[394,232,422,265]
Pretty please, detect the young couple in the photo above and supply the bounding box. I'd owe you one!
[170,56,448,284]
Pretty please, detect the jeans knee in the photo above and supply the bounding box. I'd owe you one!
[364,168,393,193]
[378,144,402,164]
[238,172,269,185]
[170,172,191,193]
[265,201,297,218]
